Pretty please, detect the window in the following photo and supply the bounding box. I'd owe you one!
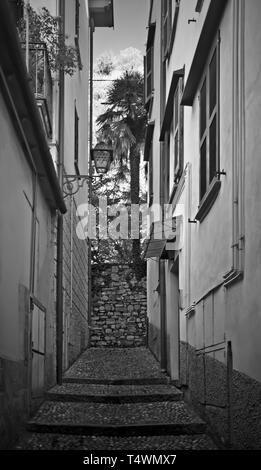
[145,23,155,107]
[199,44,219,201]
[144,121,155,205]
[75,0,80,38]
[145,46,153,104]
[160,69,184,196]
[195,0,204,13]
[162,130,170,203]
[74,105,79,173]
[173,78,184,182]
[74,0,82,69]
[163,0,172,58]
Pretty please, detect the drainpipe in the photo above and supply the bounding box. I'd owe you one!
[25,0,30,71]
[88,18,95,330]
[160,260,167,371]
[56,0,65,385]
[159,1,167,372]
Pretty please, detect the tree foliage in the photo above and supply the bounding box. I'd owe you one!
[91,168,133,265]
[18,5,78,76]
[90,163,147,266]
[97,71,146,153]
[96,70,147,278]
[95,52,115,76]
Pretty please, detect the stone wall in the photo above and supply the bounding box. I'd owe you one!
[91,264,147,347]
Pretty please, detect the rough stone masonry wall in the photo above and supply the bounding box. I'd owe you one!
[91,264,147,347]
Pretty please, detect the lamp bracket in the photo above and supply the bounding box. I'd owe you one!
[216,169,226,176]
[63,174,102,198]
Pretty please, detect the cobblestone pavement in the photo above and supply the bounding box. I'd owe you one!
[63,347,168,381]
[16,347,218,450]
[17,433,217,450]
[46,383,182,403]
[29,401,205,427]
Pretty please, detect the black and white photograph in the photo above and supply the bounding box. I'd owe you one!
[0,0,260,461]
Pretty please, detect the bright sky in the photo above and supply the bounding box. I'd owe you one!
[30,0,150,60]
[93,0,150,61]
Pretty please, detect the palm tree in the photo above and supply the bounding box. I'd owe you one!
[96,70,147,278]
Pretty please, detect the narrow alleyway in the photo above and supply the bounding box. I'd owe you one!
[15,348,217,450]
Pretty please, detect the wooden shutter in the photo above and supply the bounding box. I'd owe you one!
[149,148,153,206]
[174,77,184,181]
[75,0,80,37]
[163,0,172,58]
[145,45,154,104]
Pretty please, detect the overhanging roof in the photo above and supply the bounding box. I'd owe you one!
[89,0,114,28]
[143,238,166,259]
[143,218,178,260]
[181,0,228,106]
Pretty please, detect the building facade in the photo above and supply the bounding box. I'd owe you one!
[0,0,113,449]
[144,0,261,449]
[0,0,66,449]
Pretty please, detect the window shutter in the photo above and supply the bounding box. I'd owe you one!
[198,39,220,201]
[163,0,172,58]
[75,0,80,37]
[162,131,170,203]
[178,78,184,178]
[145,45,153,104]
[143,55,146,105]
[149,149,153,207]
[174,78,184,180]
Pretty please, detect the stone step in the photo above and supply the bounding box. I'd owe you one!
[27,401,206,436]
[63,347,169,384]
[16,432,218,450]
[62,377,170,385]
[46,383,183,403]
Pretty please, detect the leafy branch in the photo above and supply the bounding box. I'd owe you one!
[18,6,78,76]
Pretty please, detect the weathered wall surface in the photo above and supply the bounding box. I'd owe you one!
[91,264,147,348]
[180,341,261,450]
[0,82,57,450]
[63,196,89,369]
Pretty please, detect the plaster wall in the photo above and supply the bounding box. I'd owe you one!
[146,0,163,361]
[0,92,54,362]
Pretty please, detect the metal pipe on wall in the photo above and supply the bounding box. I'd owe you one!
[56,0,65,385]
[160,260,167,371]
[88,18,95,329]
[25,0,30,71]
[238,0,246,273]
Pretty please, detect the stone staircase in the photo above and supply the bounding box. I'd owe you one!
[16,348,217,450]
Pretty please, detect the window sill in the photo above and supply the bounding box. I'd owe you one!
[195,177,221,222]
